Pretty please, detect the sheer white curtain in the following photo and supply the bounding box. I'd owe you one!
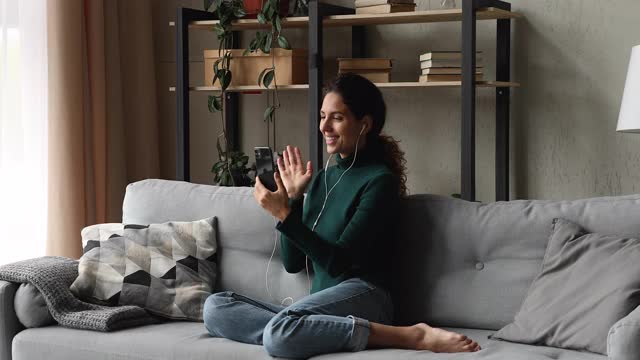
[0,0,48,265]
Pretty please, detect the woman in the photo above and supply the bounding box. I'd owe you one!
[203,73,481,358]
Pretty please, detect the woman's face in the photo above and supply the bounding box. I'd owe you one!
[320,92,367,158]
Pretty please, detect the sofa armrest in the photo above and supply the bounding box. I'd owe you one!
[1,280,23,360]
[608,305,640,360]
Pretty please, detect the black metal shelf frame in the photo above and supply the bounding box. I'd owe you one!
[175,0,513,201]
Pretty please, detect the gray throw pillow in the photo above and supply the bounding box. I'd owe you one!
[491,218,640,355]
[14,283,56,328]
[71,217,218,321]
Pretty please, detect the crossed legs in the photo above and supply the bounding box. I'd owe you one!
[203,279,480,358]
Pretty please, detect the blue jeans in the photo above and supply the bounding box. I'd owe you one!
[203,277,393,359]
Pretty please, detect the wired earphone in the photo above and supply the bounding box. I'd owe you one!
[265,124,366,306]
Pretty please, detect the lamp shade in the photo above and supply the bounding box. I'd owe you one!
[617,45,640,133]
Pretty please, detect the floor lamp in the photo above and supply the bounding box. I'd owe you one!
[617,45,640,133]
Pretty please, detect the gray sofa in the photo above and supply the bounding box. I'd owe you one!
[2,178,640,360]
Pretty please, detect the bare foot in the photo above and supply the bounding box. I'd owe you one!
[409,323,481,353]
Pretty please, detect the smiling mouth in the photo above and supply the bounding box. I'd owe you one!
[325,136,338,144]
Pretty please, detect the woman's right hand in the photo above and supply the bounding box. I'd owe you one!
[277,145,313,200]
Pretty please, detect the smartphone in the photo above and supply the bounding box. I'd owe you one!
[255,147,278,192]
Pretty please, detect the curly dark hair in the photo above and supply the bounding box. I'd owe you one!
[324,73,408,197]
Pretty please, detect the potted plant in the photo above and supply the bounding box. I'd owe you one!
[204,0,254,187]
[204,0,300,186]
[244,0,293,124]
[211,144,255,186]
[244,0,290,18]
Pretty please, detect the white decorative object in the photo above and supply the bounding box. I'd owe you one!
[617,45,640,133]
[441,0,456,9]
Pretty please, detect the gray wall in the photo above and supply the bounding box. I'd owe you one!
[152,0,640,202]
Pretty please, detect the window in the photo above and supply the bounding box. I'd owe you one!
[0,0,48,264]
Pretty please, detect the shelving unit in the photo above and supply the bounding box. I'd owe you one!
[173,0,520,201]
[169,7,519,29]
[168,81,519,92]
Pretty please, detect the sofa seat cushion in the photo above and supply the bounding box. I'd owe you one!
[12,322,272,360]
[311,328,604,360]
[12,325,605,360]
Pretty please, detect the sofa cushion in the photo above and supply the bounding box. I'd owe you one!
[70,217,218,321]
[11,323,273,360]
[492,218,640,355]
[11,325,604,360]
[311,328,605,360]
[391,193,640,330]
[608,304,640,360]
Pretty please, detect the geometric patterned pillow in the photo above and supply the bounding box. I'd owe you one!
[70,217,217,321]
[80,223,124,250]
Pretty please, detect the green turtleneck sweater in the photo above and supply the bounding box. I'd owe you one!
[275,145,399,293]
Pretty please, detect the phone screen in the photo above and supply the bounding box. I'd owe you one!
[255,147,277,191]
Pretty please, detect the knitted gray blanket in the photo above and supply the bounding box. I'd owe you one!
[0,256,158,331]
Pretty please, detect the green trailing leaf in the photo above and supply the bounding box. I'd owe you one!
[263,69,275,88]
[219,71,227,90]
[222,70,232,90]
[213,24,225,36]
[216,137,224,160]
[234,7,246,18]
[204,0,214,10]
[257,13,267,24]
[277,35,290,49]
[247,37,258,53]
[212,59,222,85]
[275,16,282,33]
[264,106,275,122]
[261,0,271,14]
[267,6,276,18]
[256,32,267,53]
[214,69,225,87]
[213,96,222,111]
[211,161,225,172]
[220,13,230,26]
[220,171,229,186]
[224,52,232,69]
[242,48,251,56]
[257,67,269,86]
[208,95,216,113]
[263,32,273,53]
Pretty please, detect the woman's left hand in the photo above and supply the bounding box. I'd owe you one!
[254,172,291,222]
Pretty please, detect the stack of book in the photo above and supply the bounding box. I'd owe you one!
[418,51,484,82]
[338,58,392,83]
[354,0,416,14]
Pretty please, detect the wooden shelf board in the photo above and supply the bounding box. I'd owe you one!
[168,81,519,92]
[377,81,520,88]
[168,8,522,30]
[169,84,309,92]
